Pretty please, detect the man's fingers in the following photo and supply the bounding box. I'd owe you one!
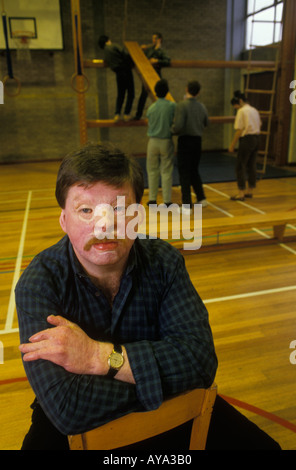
[19,339,47,361]
[20,338,63,363]
[20,339,45,352]
[47,315,73,328]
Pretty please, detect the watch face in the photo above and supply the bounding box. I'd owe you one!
[109,351,124,369]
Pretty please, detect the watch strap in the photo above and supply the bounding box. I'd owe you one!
[113,344,122,354]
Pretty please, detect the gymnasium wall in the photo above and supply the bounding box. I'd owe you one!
[0,0,232,163]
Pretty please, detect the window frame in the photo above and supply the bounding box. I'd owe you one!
[245,0,283,49]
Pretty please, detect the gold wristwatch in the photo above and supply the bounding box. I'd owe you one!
[107,344,124,378]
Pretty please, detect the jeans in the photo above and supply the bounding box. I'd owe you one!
[115,68,134,115]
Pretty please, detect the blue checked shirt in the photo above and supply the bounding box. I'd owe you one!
[15,236,217,435]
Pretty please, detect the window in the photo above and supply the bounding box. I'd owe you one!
[246,0,283,49]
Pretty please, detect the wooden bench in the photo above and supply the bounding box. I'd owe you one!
[202,211,296,242]
[170,210,296,251]
[124,41,175,103]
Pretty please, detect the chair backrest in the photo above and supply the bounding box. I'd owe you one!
[68,383,217,450]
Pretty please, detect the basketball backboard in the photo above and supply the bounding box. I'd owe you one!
[0,0,63,50]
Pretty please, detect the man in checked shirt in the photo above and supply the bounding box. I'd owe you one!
[16,143,279,450]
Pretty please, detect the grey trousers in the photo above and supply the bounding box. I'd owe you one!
[146,137,175,203]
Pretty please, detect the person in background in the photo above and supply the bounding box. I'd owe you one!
[133,32,170,120]
[98,35,134,121]
[172,80,209,214]
[228,90,261,201]
[146,79,176,206]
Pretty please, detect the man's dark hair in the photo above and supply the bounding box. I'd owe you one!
[155,79,169,98]
[153,32,163,41]
[231,90,247,105]
[187,81,201,97]
[98,35,109,49]
[55,143,144,208]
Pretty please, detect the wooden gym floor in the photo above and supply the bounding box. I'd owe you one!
[0,160,296,450]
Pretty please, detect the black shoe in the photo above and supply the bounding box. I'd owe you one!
[230,195,245,201]
[132,115,141,121]
[147,200,157,206]
[163,202,173,207]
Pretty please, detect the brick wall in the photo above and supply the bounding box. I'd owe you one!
[0,0,230,163]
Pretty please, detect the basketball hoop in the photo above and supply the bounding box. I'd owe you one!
[12,30,35,62]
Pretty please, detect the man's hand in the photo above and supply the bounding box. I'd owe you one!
[19,315,109,375]
[150,58,158,64]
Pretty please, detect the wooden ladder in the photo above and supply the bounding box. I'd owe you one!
[244,8,283,174]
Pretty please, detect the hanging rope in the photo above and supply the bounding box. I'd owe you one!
[71,12,89,93]
[1,5,21,97]
[159,0,166,18]
[122,0,128,43]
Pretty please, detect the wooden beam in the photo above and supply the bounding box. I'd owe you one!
[170,60,276,69]
[83,58,276,70]
[85,116,235,128]
[124,41,175,102]
[209,116,235,124]
[86,118,148,128]
[84,59,105,68]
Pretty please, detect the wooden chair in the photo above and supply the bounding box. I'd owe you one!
[68,384,217,450]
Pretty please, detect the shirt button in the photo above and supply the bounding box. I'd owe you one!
[95,291,100,297]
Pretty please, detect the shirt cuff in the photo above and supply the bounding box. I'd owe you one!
[125,341,163,410]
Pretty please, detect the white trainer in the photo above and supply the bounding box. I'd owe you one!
[198,199,208,207]
[177,206,192,215]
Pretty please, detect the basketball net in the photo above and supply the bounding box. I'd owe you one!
[12,31,34,63]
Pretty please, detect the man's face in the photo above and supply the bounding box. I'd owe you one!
[152,34,161,46]
[59,181,138,275]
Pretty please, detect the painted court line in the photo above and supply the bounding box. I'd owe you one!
[3,284,295,335]
[220,394,296,434]
[235,199,266,214]
[204,184,266,214]
[204,184,230,198]
[287,224,296,231]
[5,191,32,331]
[190,189,234,217]
[252,227,296,255]
[204,285,296,304]
[206,201,234,217]
[0,328,19,336]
